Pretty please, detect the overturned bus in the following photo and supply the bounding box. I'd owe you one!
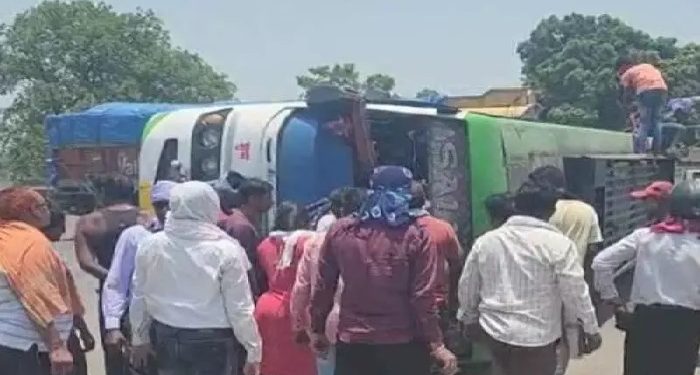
[139,88,675,371]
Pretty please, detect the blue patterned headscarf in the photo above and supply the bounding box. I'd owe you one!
[359,166,414,227]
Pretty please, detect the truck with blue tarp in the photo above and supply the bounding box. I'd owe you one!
[44,102,207,213]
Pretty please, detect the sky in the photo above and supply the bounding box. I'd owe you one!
[1,0,700,107]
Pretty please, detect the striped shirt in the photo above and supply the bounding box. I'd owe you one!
[458,216,599,347]
[0,272,73,351]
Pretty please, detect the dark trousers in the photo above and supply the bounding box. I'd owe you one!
[335,341,431,375]
[483,334,557,375]
[623,331,633,375]
[99,285,131,375]
[628,304,700,375]
[98,289,157,375]
[635,89,667,153]
[0,338,89,375]
[68,331,88,375]
[0,344,51,375]
[152,321,240,375]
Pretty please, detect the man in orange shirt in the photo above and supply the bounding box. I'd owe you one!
[616,57,668,153]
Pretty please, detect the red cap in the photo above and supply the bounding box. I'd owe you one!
[630,181,673,200]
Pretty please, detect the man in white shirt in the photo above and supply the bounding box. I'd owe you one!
[604,180,674,375]
[528,165,604,374]
[593,180,700,375]
[129,181,262,375]
[458,179,601,375]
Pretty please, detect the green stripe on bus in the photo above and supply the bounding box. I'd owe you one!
[141,112,169,141]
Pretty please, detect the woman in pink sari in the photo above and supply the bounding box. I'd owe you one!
[290,188,366,375]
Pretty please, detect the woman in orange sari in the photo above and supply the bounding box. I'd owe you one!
[0,187,85,375]
[254,202,316,375]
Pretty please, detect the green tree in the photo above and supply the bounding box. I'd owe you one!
[517,14,680,129]
[415,88,442,100]
[364,74,396,93]
[664,44,700,98]
[296,63,396,96]
[0,0,236,182]
[664,44,700,125]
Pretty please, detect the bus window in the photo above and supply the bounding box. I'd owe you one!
[155,138,178,181]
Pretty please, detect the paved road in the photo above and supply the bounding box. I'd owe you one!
[56,216,698,375]
[56,217,105,375]
[568,322,625,375]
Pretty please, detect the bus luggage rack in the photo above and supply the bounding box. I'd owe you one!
[564,155,674,247]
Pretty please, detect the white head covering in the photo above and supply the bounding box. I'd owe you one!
[169,181,219,223]
[266,229,314,269]
[315,213,337,232]
[151,180,177,203]
[164,181,228,241]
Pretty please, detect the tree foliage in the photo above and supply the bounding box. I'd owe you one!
[0,1,236,182]
[518,14,700,129]
[663,44,700,97]
[415,88,442,99]
[296,63,396,96]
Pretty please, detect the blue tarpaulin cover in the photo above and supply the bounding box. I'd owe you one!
[45,102,200,148]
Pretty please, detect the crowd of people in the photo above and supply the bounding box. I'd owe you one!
[0,163,699,375]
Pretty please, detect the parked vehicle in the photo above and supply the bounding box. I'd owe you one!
[44,102,216,213]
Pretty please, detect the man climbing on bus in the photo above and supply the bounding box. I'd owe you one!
[616,56,668,154]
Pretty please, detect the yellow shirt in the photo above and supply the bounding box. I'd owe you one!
[549,200,603,264]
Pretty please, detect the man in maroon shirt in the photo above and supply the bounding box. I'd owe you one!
[218,178,273,297]
[310,166,458,375]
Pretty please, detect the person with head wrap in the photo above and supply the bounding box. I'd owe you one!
[291,187,366,375]
[129,181,262,375]
[0,187,85,375]
[309,166,458,375]
[593,180,700,375]
[101,180,177,371]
